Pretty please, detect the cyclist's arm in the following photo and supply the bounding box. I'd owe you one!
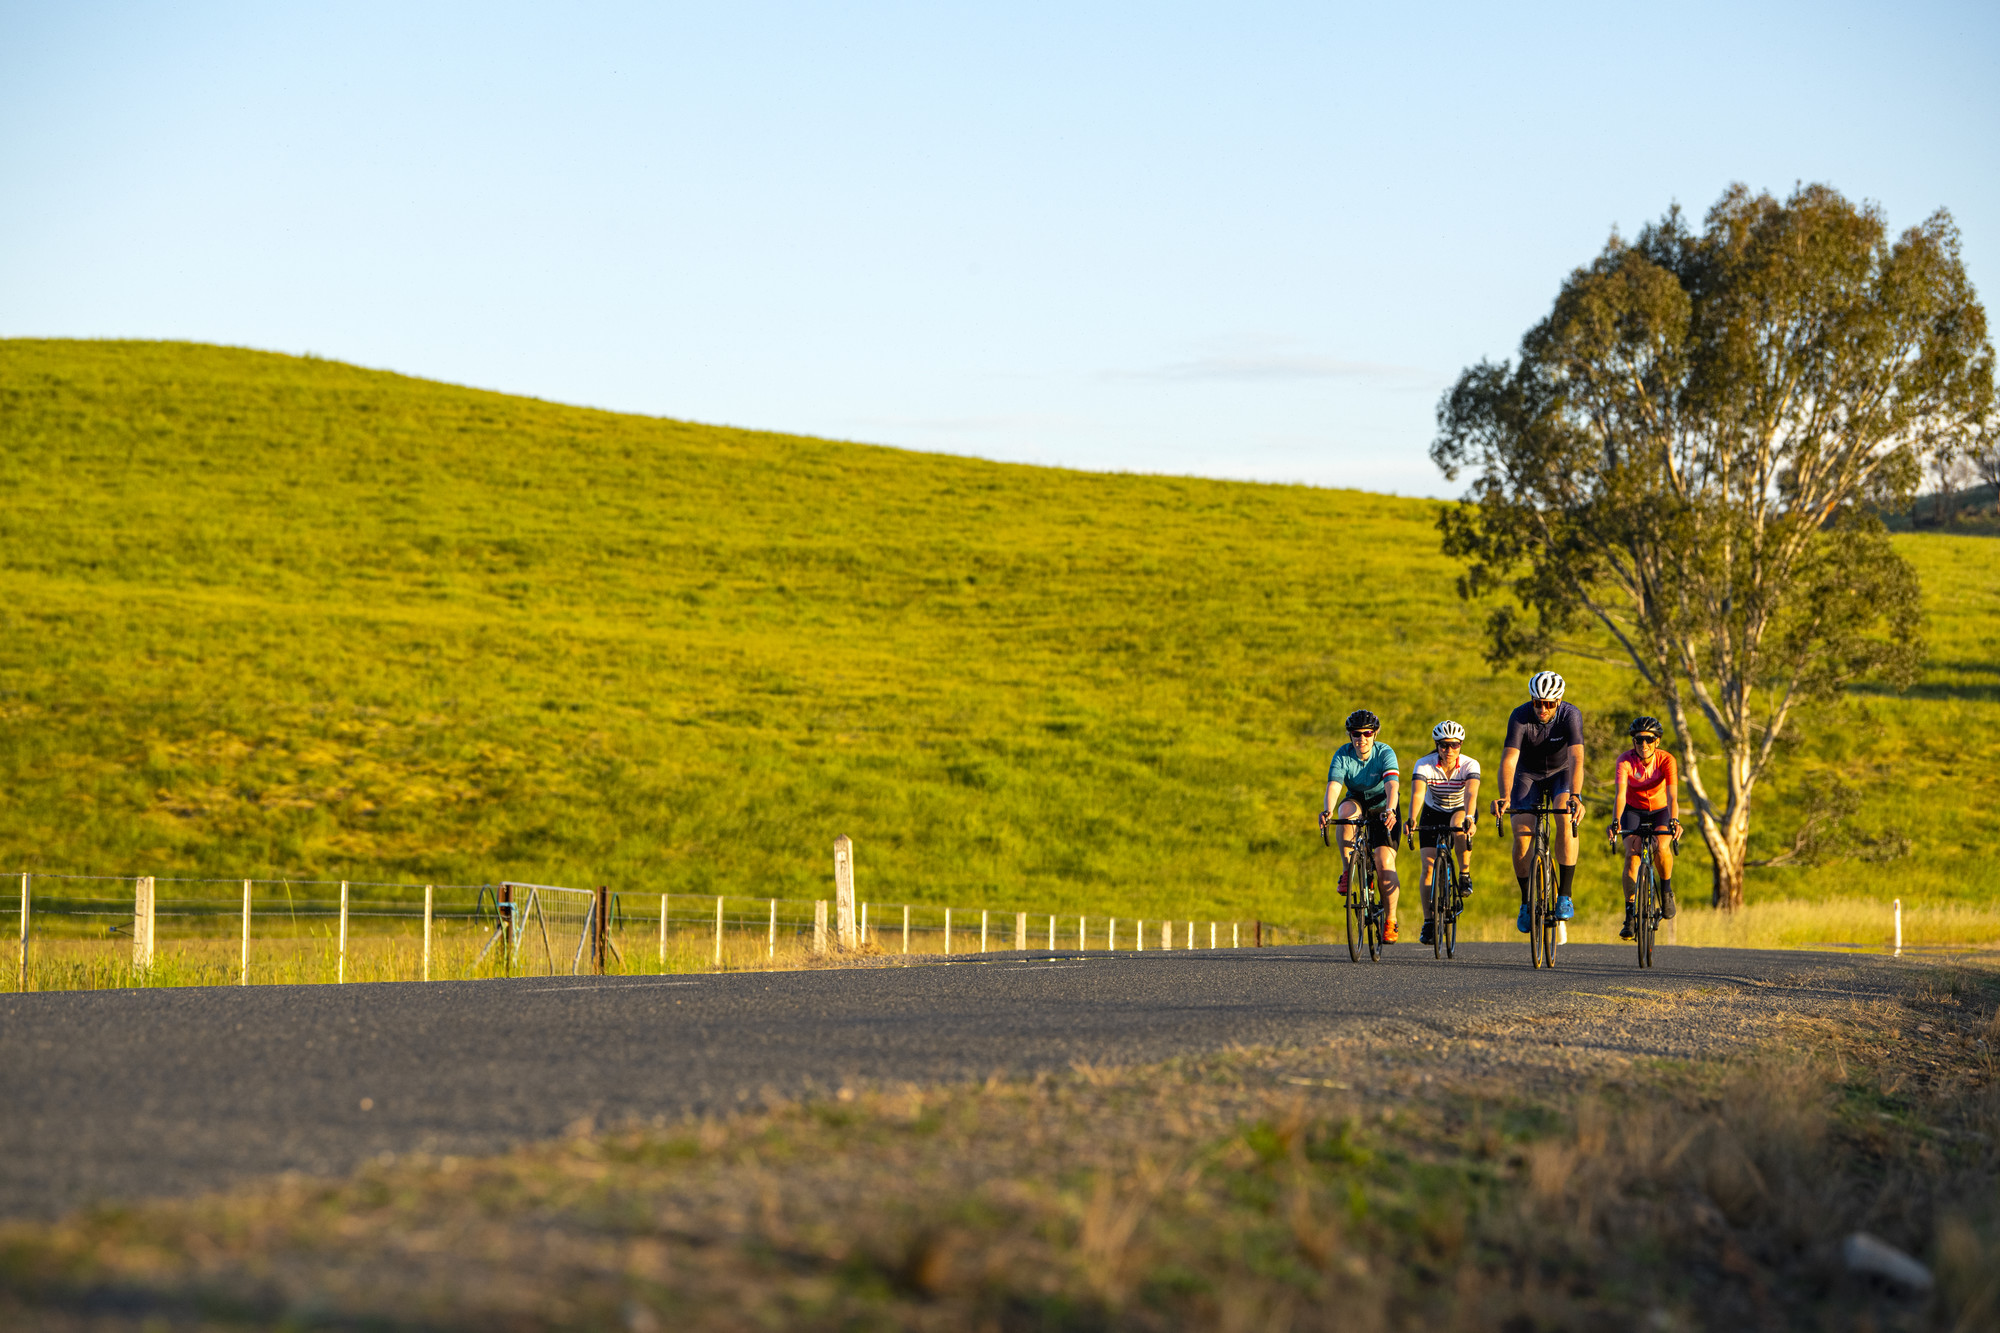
[1323,779,1348,822]
[1407,776,1428,829]
[1566,742,1585,811]
[1666,756,1681,833]
[1611,762,1629,833]
[1463,777,1481,836]
[1382,777,1400,828]
[1494,747,1520,815]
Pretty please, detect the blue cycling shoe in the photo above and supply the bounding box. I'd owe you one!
[1516,904,1532,933]
[1555,895,1575,921]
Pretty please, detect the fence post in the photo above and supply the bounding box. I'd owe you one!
[1254,919,1262,947]
[660,894,670,966]
[18,873,29,993]
[1894,898,1903,956]
[981,910,988,953]
[595,886,611,974]
[814,900,828,955]
[1233,921,1239,948]
[862,902,870,949]
[833,836,857,950]
[901,904,909,954]
[944,908,951,955]
[1015,911,1027,951]
[133,875,155,971]
[1137,920,1145,952]
[1188,921,1194,952]
[1109,917,1117,950]
[338,881,349,983]
[769,899,777,959]
[240,879,252,986]
[422,885,433,982]
[714,895,725,968]
[1210,922,1217,950]
[1048,914,1055,950]
[499,883,515,973]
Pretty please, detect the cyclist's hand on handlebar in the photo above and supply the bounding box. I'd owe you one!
[1318,808,1331,829]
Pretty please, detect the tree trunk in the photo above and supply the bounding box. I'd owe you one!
[1709,830,1747,911]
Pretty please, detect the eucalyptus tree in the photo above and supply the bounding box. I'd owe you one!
[1431,184,1993,909]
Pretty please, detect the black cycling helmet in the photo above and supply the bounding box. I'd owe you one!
[1344,709,1380,734]
[1628,715,1663,739]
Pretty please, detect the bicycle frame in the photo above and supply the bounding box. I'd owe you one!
[1328,816,1385,962]
[1508,801,1570,968]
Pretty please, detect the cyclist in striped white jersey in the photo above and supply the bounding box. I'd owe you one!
[1406,719,1481,947]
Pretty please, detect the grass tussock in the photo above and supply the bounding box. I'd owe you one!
[2,966,1994,1330]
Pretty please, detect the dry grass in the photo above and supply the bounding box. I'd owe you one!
[1,965,1995,1330]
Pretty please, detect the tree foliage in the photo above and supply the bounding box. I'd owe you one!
[1431,184,1994,908]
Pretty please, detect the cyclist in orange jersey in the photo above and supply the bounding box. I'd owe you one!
[1608,716,1682,937]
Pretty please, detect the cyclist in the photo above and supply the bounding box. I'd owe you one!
[1407,719,1480,947]
[1319,709,1402,944]
[1609,716,1682,938]
[1490,671,1585,933]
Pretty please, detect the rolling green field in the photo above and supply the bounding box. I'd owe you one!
[2,339,1996,947]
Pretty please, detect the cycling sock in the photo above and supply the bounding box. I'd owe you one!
[1557,863,1575,896]
[1661,876,1672,894]
[1517,875,1530,903]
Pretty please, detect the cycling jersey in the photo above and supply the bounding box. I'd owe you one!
[1327,742,1399,803]
[1412,751,1481,811]
[1503,700,1584,777]
[1616,748,1677,812]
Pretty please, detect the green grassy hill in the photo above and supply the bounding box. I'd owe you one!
[2,339,1995,933]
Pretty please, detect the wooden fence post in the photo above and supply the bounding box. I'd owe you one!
[338,881,349,983]
[422,885,433,982]
[714,895,724,968]
[240,879,252,986]
[833,836,857,950]
[595,886,610,974]
[814,900,828,955]
[901,904,909,954]
[133,876,155,971]
[18,873,29,993]
[1254,919,1262,947]
[1015,911,1026,951]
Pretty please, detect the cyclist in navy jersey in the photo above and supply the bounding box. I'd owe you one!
[1489,671,1586,931]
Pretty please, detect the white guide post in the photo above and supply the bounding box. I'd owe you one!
[814,900,828,955]
[1015,911,1026,951]
[714,895,725,967]
[18,873,29,992]
[338,880,349,983]
[1894,898,1903,956]
[833,836,857,950]
[1188,921,1194,951]
[980,910,988,953]
[1136,920,1145,952]
[944,908,952,954]
[901,904,909,954]
[660,894,669,965]
[861,902,869,948]
[1048,915,1055,950]
[1233,922,1240,948]
[240,879,252,986]
[769,899,778,959]
[1079,916,1087,950]
[422,885,433,982]
[1210,922,1217,949]
[1109,918,1117,950]
[132,876,155,971]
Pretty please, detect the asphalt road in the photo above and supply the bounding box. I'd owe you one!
[0,942,1909,1220]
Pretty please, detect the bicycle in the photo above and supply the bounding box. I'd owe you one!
[1508,800,1575,969]
[1430,834,1465,961]
[1617,823,1680,969]
[1324,816,1386,962]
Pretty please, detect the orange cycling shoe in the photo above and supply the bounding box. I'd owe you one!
[1381,920,1398,944]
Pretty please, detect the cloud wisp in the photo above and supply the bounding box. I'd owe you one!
[1104,353,1445,386]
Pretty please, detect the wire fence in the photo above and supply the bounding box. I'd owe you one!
[2,870,1298,994]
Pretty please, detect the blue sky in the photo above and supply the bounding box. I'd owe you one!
[5,1,1995,496]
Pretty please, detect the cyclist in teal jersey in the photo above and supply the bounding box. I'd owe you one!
[1319,709,1403,943]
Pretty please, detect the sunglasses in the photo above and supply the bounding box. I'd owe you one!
[1531,700,1559,711]
[1634,734,1660,743]
[1347,730,1376,739]
[1436,740,1462,748]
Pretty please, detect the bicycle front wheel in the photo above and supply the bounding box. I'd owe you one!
[1540,852,1560,968]
[1432,859,1453,960]
[1635,855,1656,969]
[1527,856,1547,968]
[1365,881,1382,962]
[1344,849,1365,962]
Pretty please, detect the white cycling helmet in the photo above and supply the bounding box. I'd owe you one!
[1528,670,1566,701]
[1431,719,1466,742]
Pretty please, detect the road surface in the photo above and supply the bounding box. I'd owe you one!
[0,942,1910,1219]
